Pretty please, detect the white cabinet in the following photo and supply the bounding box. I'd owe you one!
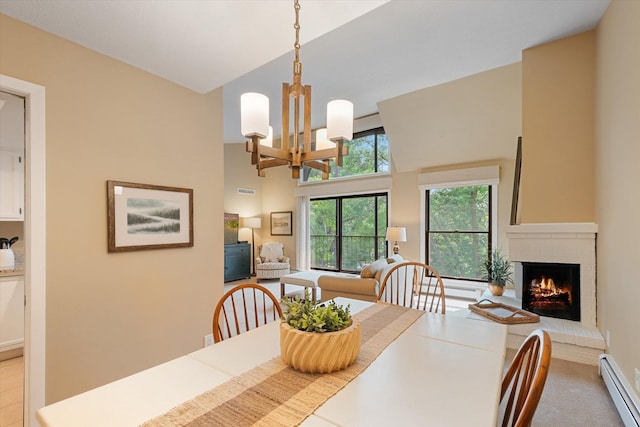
[0,276,24,352]
[0,150,24,220]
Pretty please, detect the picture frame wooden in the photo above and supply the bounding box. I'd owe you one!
[270,211,292,236]
[107,180,193,252]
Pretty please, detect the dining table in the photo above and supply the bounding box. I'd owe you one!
[36,298,507,427]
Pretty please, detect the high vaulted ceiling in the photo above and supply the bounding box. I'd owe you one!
[1,0,610,145]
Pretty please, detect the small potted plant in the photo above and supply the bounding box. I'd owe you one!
[280,292,361,374]
[483,249,514,296]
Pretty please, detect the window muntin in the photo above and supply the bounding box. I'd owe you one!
[426,185,491,281]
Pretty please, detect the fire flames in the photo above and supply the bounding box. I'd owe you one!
[530,276,572,304]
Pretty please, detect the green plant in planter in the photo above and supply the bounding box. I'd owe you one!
[483,249,514,288]
[281,291,352,333]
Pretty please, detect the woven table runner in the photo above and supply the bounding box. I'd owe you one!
[142,303,424,427]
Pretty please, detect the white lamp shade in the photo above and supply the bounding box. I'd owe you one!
[386,226,406,242]
[260,126,274,147]
[327,99,353,142]
[315,128,335,151]
[241,217,262,229]
[241,92,269,138]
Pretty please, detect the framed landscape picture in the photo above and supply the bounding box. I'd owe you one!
[107,180,193,252]
[270,211,292,236]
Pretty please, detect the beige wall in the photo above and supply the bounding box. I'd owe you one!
[379,63,522,174]
[0,15,224,403]
[224,144,265,246]
[520,31,596,223]
[384,64,522,260]
[224,143,298,268]
[260,165,298,266]
[595,0,640,400]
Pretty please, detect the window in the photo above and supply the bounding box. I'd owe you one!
[302,127,389,182]
[310,193,387,272]
[426,185,492,281]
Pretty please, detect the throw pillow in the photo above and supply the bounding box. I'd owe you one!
[368,258,388,275]
[360,264,374,278]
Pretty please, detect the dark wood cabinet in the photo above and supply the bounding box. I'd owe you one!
[224,242,251,282]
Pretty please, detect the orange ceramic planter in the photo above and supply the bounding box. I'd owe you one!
[280,321,361,374]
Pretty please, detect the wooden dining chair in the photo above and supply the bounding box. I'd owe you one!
[500,329,552,427]
[212,283,283,343]
[377,261,446,313]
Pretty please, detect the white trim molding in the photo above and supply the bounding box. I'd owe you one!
[294,175,392,198]
[418,165,499,189]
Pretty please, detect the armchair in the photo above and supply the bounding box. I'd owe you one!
[255,242,291,282]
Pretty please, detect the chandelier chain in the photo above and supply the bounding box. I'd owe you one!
[294,0,301,64]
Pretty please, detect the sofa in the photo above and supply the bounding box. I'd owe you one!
[318,254,406,302]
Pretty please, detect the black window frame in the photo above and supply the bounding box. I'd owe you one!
[310,192,388,273]
[425,185,493,282]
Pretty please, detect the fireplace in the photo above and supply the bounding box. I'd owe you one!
[507,223,597,328]
[522,262,580,321]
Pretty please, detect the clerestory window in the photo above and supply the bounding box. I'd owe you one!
[302,127,389,182]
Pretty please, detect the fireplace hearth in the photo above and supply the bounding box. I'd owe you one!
[522,262,580,321]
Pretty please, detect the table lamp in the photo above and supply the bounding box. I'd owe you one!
[386,226,407,255]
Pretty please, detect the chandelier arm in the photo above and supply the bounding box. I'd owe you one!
[257,145,286,160]
[301,149,336,161]
[303,160,330,174]
[259,158,290,170]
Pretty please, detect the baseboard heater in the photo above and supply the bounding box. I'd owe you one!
[600,354,640,426]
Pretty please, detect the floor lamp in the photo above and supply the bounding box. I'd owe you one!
[242,217,262,276]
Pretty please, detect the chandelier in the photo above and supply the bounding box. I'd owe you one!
[241,0,353,180]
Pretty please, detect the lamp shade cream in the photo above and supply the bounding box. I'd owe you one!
[327,99,353,142]
[241,92,269,138]
[242,217,262,229]
[386,226,406,255]
[386,227,407,242]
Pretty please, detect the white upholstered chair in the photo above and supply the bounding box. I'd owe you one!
[255,242,291,282]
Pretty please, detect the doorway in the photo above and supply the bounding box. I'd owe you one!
[0,74,46,427]
[0,89,26,426]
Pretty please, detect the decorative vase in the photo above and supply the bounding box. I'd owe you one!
[280,321,361,374]
[488,282,505,296]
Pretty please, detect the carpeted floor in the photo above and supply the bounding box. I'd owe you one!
[506,348,624,426]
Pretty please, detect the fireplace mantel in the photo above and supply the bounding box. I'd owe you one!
[507,222,597,235]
